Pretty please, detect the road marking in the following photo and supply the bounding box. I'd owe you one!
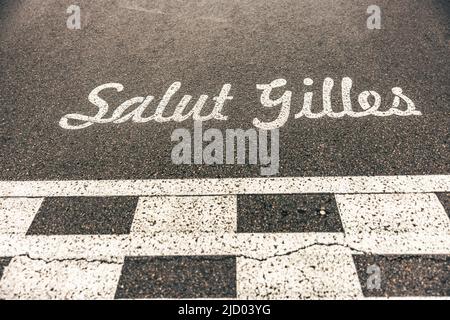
[0,255,122,300]
[0,231,449,261]
[59,78,422,131]
[0,198,43,234]
[0,233,344,261]
[1,175,449,197]
[336,193,450,254]
[0,185,449,299]
[237,246,363,299]
[131,196,236,234]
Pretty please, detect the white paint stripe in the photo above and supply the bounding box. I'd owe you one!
[336,193,450,253]
[1,175,449,197]
[131,196,237,234]
[1,232,449,261]
[0,233,344,260]
[346,235,450,255]
[237,246,364,299]
[0,198,43,235]
[0,256,123,300]
[0,235,128,262]
[0,232,448,299]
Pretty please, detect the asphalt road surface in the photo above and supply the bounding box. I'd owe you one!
[0,0,449,301]
[0,0,449,180]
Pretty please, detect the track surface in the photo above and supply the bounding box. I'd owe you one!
[0,0,449,180]
[0,0,449,300]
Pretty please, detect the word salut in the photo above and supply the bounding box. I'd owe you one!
[59,77,422,130]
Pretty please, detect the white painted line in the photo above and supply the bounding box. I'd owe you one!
[131,196,236,234]
[346,235,450,255]
[0,198,43,235]
[128,233,346,259]
[0,235,128,262]
[0,233,344,261]
[0,175,449,197]
[0,231,448,299]
[336,193,450,254]
[237,245,364,299]
[0,256,123,300]
[1,231,448,262]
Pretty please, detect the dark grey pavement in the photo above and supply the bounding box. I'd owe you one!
[0,0,449,180]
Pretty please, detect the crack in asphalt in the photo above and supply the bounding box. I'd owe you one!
[234,242,368,262]
[9,242,368,264]
[16,253,122,265]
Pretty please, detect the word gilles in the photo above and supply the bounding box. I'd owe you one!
[59,78,421,130]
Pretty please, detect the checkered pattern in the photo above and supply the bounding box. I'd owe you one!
[0,182,449,299]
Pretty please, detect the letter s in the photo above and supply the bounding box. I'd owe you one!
[59,83,123,130]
